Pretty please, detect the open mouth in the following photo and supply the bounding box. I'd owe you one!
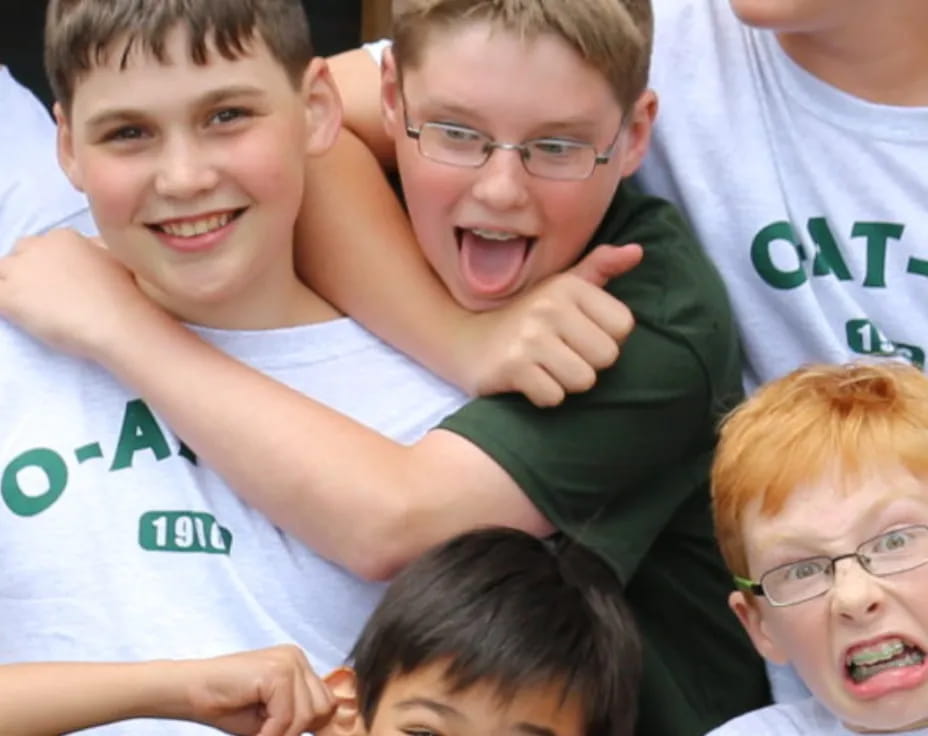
[148,208,246,239]
[454,226,537,296]
[845,636,927,684]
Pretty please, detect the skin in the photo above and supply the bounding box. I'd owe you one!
[731,466,928,731]
[56,25,341,330]
[730,0,928,105]
[0,24,654,580]
[0,645,335,736]
[322,661,587,736]
[379,21,654,312]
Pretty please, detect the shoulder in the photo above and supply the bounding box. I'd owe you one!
[592,182,742,408]
[707,698,845,736]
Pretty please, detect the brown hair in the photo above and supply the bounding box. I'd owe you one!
[45,0,314,112]
[391,0,652,113]
[712,362,928,579]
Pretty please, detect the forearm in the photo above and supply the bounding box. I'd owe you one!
[297,129,480,392]
[96,302,452,578]
[0,660,187,734]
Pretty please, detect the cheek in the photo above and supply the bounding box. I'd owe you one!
[79,156,148,229]
[533,182,614,268]
[228,125,306,212]
[397,148,464,239]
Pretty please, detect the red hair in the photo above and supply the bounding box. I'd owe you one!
[712,362,928,577]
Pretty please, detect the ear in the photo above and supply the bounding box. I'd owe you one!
[54,102,84,192]
[301,57,343,157]
[317,667,366,736]
[729,590,789,665]
[379,47,401,141]
[617,88,658,178]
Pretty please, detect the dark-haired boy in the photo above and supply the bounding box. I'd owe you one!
[2,529,640,736]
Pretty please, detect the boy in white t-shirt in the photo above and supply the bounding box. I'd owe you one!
[639,0,928,393]
[708,362,928,735]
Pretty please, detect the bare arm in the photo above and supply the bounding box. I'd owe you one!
[0,234,553,581]
[0,646,333,736]
[297,127,481,391]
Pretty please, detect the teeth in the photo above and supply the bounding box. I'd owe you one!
[470,228,523,241]
[847,638,907,667]
[160,212,233,238]
[850,651,925,683]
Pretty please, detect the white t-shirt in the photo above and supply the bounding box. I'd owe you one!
[708,697,928,736]
[639,0,928,393]
[0,316,466,735]
[0,66,96,255]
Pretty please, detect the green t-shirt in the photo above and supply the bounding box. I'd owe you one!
[439,182,770,735]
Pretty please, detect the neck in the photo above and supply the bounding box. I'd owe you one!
[777,6,928,105]
[140,263,341,331]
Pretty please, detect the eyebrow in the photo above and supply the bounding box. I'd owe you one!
[514,723,558,736]
[84,85,268,130]
[757,493,928,552]
[413,99,601,138]
[392,699,562,736]
[393,697,463,719]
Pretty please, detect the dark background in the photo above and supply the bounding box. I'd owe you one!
[0,1,362,109]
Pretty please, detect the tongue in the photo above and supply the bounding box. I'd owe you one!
[459,230,529,295]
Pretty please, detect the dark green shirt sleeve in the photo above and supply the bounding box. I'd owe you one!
[437,182,743,582]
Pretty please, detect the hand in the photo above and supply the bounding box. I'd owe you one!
[181,645,335,736]
[462,244,641,407]
[0,229,152,358]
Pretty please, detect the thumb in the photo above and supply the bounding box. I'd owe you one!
[569,244,643,286]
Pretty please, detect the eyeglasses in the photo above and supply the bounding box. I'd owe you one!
[404,119,622,181]
[735,524,928,607]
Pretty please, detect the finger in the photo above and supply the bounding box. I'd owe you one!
[528,332,600,395]
[304,670,337,731]
[257,679,297,736]
[510,363,569,408]
[574,286,636,346]
[283,670,315,736]
[553,311,621,375]
[568,244,643,286]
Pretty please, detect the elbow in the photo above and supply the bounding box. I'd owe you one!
[336,497,424,582]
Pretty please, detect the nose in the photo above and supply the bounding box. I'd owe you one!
[831,556,883,624]
[154,135,219,200]
[470,147,530,212]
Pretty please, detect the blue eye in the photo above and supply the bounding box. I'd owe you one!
[784,559,827,581]
[438,125,481,142]
[872,529,913,553]
[532,139,575,156]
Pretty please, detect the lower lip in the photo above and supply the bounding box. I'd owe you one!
[151,212,242,254]
[844,656,928,700]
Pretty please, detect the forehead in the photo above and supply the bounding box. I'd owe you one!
[68,26,290,121]
[742,466,928,560]
[375,661,586,736]
[401,21,622,133]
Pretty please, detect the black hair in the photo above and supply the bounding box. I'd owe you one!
[351,527,641,736]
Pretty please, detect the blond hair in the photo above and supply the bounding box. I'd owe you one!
[45,0,314,112]
[712,362,928,578]
[391,0,652,112]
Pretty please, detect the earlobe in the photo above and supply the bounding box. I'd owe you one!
[729,590,789,665]
[318,667,366,736]
[380,48,400,138]
[54,103,83,191]
[618,89,658,178]
[302,57,344,156]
